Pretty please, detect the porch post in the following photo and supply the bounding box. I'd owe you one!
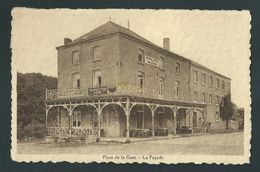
[173,108,177,135]
[57,107,60,127]
[68,109,72,138]
[125,97,130,139]
[97,101,101,141]
[151,108,155,137]
[45,106,48,129]
[190,108,194,134]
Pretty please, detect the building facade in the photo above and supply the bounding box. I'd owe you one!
[45,21,231,141]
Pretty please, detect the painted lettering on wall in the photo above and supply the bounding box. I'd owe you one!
[145,55,162,68]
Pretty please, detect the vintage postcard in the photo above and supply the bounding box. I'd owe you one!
[11,8,251,164]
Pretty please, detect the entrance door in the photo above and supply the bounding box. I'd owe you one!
[102,107,120,137]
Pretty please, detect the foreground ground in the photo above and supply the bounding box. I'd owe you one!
[17,132,243,155]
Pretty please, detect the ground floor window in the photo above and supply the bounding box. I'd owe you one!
[72,111,81,127]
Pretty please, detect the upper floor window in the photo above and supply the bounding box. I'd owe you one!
[193,90,198,102]
[215,110,220,121]
[138,49,144,63]
[159,77,165,95]
[137,71,145,89]
[175,80,180,97]
[227,82,230,91]
[160,56,165,69]
[193,70,198,83]
[93,46,102,61]
[216,78,220,88]
[216,95,220,105]
[72,72,80,89]
[176,62,180,74]
[92,70,102,87]
[72,51,80,64]
[201,92,206,103]
[201,73,206,84]
[222,81,225,89]
[209,76,213,87]
[209,94,213,104]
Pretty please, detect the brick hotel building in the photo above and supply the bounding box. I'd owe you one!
[45,21,231,141]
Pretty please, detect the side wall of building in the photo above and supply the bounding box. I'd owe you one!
[118,34,190,102]
[190,63,231,129]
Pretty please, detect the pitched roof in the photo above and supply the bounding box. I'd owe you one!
[68,21,156,46]
[60,21,230,80]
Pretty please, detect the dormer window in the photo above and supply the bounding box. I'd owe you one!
[72,51,80,65]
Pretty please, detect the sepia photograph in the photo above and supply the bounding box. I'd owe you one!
[11,8,251,164]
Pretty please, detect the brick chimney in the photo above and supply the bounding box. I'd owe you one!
[163,38,170,51]
[64,38,72,45]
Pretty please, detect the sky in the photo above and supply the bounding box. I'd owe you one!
[11,8,251,108]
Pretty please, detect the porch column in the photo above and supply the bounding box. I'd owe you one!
[68,109,73,138]
[57,107,60,127]
[125,97,130,139]
[151,109,155,137]
[173,108,177,135]
[190,108,194,134]
[45,107,48,128]
[97,101,101,141]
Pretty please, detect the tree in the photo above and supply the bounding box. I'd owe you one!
[219,92,235,129]
[17,72,57,140]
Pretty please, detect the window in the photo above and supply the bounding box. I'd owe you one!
[138,49,144,63]
[209,76,213,87]
[160,56,165,69]
[222,81,225,89]
[176,62,180,74]
[72,51,80,64]
[209,94,213,104]
[175,80,180,97]
[227,82,230,91]
[92,70,102,87]
[201,73,206,84]
[202,92,206,103]
[93,46,102,61]
[159,77,165,95]
[216,95,219,105]
[72,111,81,127]
[72,73,80,89]
[193,90,198,102]
[216,78,220,88]
[137,71,145,89]
[215,110,220,121]
[193,70,198,83]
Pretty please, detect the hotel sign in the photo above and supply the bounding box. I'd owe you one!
[145,55,161,68]
[88,87,108,96]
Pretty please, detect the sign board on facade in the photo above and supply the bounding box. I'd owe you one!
[145,55,162,68]
[88,87,108,96]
